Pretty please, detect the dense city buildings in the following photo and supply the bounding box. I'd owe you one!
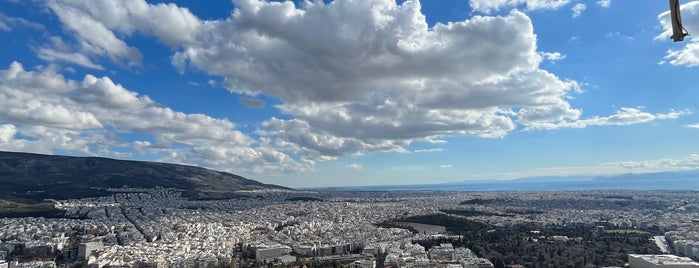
[2,189,699,267]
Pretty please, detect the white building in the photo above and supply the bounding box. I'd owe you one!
[350,260,376,268]
[362,245,380,257]
[628,254,699,268]
[293,244,315,257]
[78,242,103,260]
[461,258,494,268]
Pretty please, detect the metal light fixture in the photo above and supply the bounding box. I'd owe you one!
[669,0,690,42]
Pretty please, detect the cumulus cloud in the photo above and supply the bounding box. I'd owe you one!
[259,118,408,160]
[469,0,572,13]
[657,1,699,66]
[687,124,699,128]
[0,61,309,175]
[45,0,202,66]
[166,0,685,160]
[172,1,561,155]
[597,0,611,8]
[571,3,586,18]
[0,62,102,130]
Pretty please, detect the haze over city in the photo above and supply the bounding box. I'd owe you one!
[1,0,699,188]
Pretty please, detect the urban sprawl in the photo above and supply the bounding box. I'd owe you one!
[2,189,699,267]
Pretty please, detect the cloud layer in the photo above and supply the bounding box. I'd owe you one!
[39,0,685,162]
[6,0,687,176]
[601,154,699,172]
[0,62,309,175]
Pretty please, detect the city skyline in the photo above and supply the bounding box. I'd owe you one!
[1,0,699,187]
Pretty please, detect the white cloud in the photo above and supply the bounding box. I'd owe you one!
[597,0,611,8]
[440,164,452,168]
[0,124,17,142]
[44,0,202,67]
[174,2,547,103]
[521,107,690,130]
[345,164,364,171]
[0,62,102,130]
[657,1,699,66]
[601,154,699,172]
[259,118,409,159]
[571,3,586,18]
[469,0,572,13]
[37,48,104,70]
[0,61,309,175]
[0,13,43,32]
[392,165,420,171]
[540,51,566,61]
[687,124,699,128]
[414,148,443,153]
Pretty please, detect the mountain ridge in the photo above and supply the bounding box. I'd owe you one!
[0,151,290,201]
[311,169,699,191]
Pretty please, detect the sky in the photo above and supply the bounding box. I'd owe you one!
[1,0,699,188]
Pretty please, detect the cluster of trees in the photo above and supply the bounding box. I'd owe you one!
[401,214,661,268]
[401,214,491,234]
[440,208,544,218]
[0,199,66,218]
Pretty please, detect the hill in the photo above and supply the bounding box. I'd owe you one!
[0,151,289,201]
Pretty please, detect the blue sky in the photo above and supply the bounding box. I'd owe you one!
[1,0,699,187]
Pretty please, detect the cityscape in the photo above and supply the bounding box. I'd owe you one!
[2,0,699,267]
[3,186,699,267]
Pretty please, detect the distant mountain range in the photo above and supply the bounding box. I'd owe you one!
[320,170,699,192]
[0,151,289,201]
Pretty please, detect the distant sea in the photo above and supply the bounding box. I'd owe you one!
[318,177,699,192]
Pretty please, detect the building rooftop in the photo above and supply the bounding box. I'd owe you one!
[629,254,699,266]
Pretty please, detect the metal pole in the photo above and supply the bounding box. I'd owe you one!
[669,0,689,42]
